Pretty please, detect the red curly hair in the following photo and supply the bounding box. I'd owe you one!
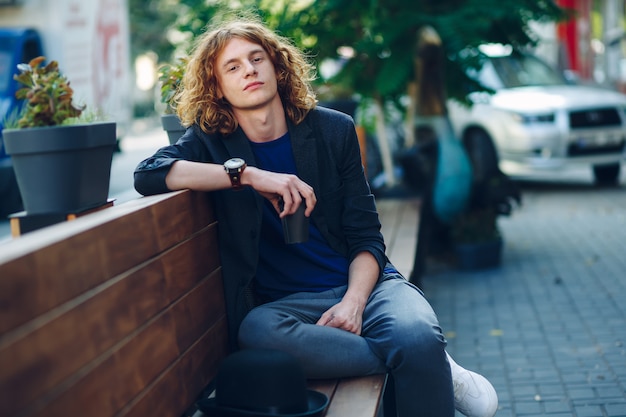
[175,18,317,135]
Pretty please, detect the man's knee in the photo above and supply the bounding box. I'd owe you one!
[239,308,267,347]
[395,313,447,355]
[238,305,289,349]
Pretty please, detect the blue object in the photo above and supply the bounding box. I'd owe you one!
[0,28,44,216]
[0,27,44,159]
[428,116,473,224]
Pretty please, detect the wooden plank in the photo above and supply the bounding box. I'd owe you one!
[0,191,214,335]
[0,190,222,417]
[376,197,420,277]
[322,374,386,417]
[0,226,220,416]
[17,269,225,417]
[148,190,214,252]
[119,318,230,417]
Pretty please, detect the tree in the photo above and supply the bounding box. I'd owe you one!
[128,0,180,62]
[278,0,571,185]
[128,1,571,183]
[129,0,281,63]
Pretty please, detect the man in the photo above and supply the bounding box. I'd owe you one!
[134,17,497,417]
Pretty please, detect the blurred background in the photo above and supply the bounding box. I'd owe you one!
[1,0,625,219]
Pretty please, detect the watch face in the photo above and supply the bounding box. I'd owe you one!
[225,158,245,170]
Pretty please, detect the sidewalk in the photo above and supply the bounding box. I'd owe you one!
[380,177,626,417]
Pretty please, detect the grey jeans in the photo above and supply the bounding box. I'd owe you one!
[238,273,455,417]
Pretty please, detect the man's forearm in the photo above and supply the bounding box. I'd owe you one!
[343,251,380,308]
[165,160,232,191]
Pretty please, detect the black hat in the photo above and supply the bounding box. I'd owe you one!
[197,349,329,417]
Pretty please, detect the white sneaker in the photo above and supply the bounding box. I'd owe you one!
[447,352,498,417]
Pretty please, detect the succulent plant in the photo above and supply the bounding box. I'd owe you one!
[13,56,85,128]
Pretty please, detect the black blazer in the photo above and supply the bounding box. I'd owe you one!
[134,106,388,347]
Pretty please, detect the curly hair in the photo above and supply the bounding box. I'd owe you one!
[175,18,318,136]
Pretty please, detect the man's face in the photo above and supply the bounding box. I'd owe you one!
[215,37,279,111]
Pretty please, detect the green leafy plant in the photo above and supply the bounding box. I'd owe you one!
[159,57,187,113]
[13,56,85,128]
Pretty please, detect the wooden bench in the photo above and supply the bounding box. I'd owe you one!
[0,189,390,417]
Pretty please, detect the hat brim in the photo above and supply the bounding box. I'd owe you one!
[197,390,329,417]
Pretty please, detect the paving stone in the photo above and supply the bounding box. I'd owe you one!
[394,176,626,416]
[542,399,572,414]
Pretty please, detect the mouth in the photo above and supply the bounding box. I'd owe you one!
[244,81,263,91]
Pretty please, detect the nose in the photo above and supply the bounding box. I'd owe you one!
[243,60,257,76]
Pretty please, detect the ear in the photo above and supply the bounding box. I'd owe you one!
[216,85,224,100]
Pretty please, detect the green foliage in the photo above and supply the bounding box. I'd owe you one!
[159,57,188,112]
[129,0,571,109]
[278,0,571,104]
[13,56,85,129]
[128,0,180,61]
[1,106,23,129]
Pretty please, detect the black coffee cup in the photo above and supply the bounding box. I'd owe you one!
[281,203,309,244]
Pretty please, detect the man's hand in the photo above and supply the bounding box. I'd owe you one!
[244,166,316,217]
[316,298,365,335]
[316,252,380,335]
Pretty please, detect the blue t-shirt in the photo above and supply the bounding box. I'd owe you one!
[249,133,349,300]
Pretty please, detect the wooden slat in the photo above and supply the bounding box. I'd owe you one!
[322,374,386,417]
[149,190,215,251]
[120,318,230,417]
[0,191,215,335]
[22,269,226,417]
[0,190,223,417]
[0,225,220,416]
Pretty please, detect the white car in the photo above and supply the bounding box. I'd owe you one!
[448,45,626,185]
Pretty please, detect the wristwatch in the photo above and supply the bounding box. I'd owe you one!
[224,158,247,189]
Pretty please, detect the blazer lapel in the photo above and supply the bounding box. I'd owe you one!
[289,113,334,238]
[289,117,320,193]
[220,127,257,166]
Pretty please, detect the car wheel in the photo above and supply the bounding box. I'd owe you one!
[462,128,500,182]
[593,163,621,186]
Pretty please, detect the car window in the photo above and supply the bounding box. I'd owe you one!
[489,54,566,88]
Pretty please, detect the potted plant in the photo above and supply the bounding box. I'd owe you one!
[2,56,116,215]
[158,57,187,144]
[452,206,503,270]
[451,174,521,270]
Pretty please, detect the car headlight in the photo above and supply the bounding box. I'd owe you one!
[509,112,555,124]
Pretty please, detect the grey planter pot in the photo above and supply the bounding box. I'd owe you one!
[161,114,185,144]
[3,122,116,215]
[454,237,503,271]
